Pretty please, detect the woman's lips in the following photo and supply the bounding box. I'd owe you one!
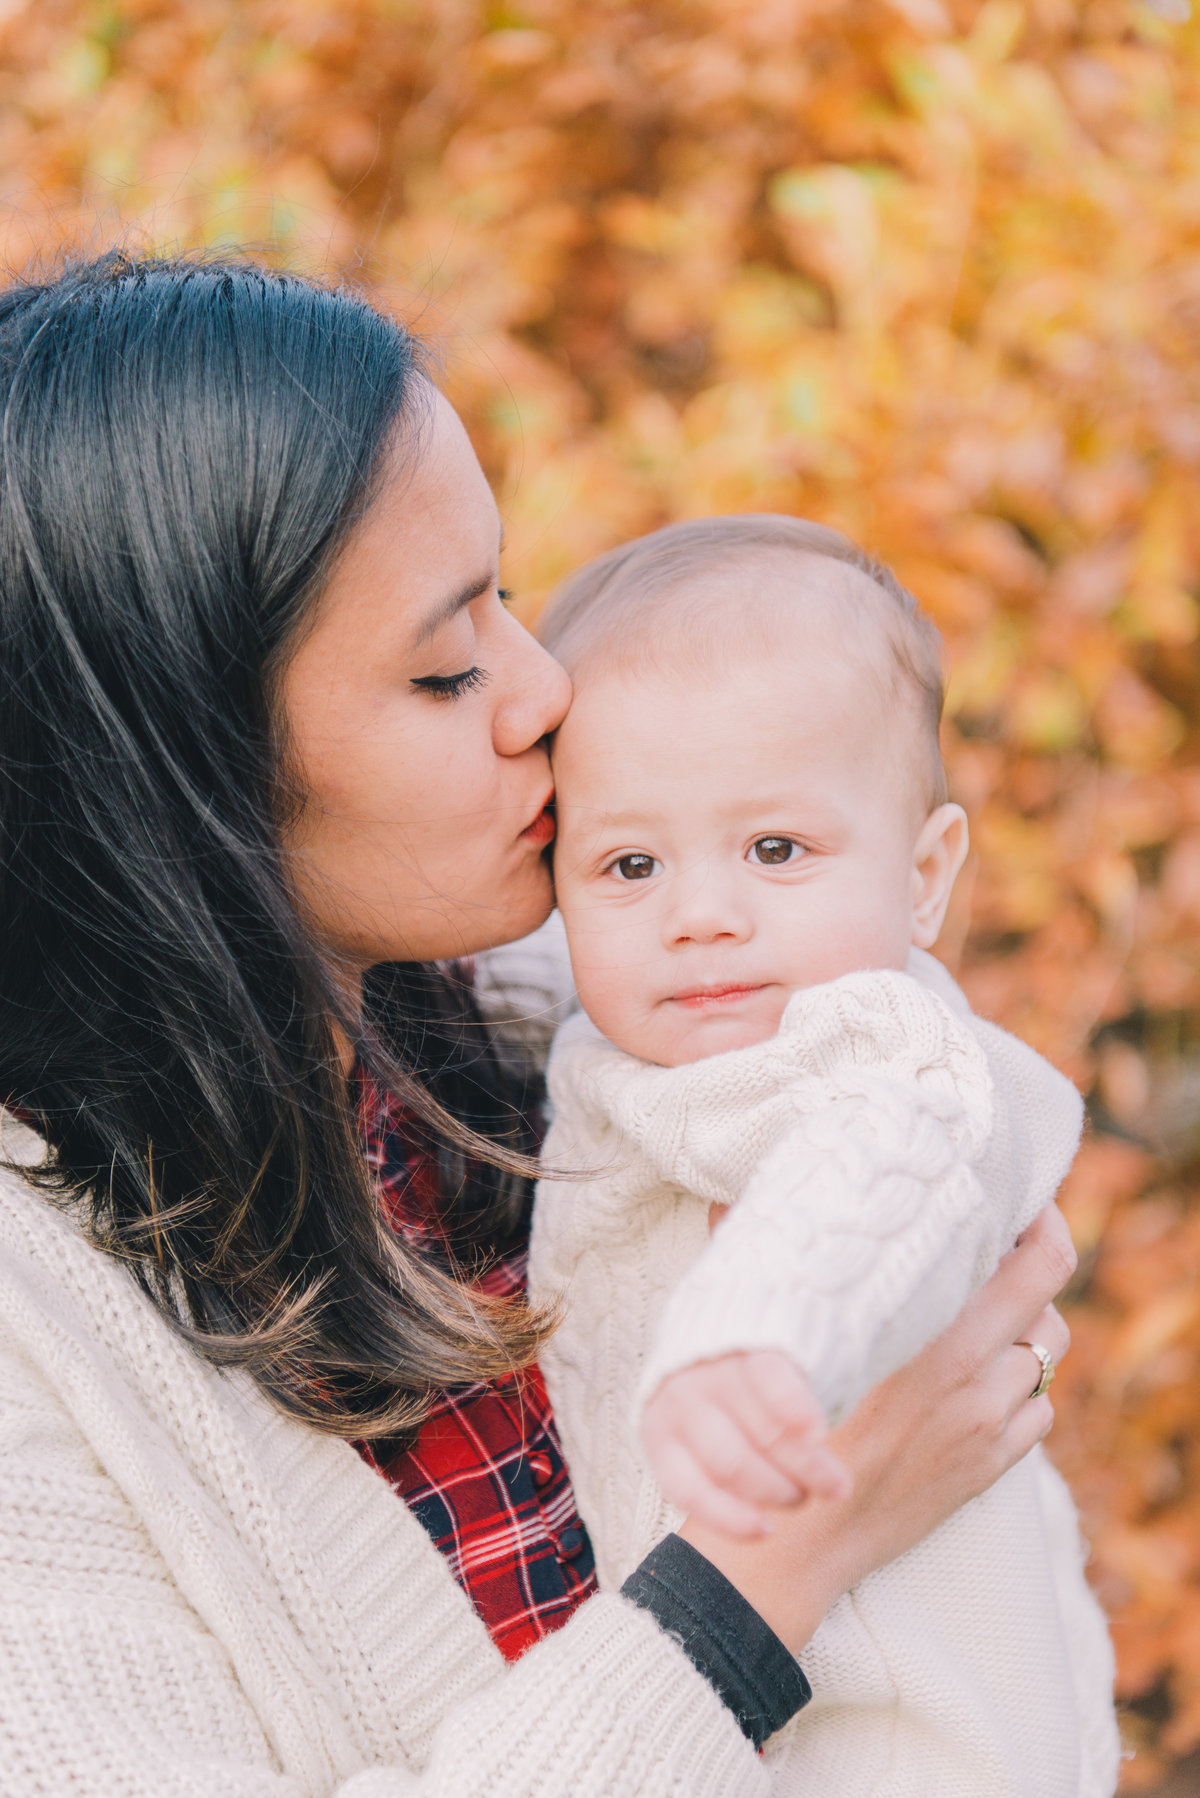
[669,983,767,1010]
[520,799,556,847]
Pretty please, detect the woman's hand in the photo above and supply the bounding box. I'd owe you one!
[678,1202,1076,1655]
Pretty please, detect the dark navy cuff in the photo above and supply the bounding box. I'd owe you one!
[621,1532,811,1749]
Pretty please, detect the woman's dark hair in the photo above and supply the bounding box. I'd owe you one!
[0,250,547,1437]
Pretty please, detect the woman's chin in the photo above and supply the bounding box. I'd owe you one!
[346,865,557,967]
[455,864,555,959]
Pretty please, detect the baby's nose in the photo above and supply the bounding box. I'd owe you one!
[665,884,752,946]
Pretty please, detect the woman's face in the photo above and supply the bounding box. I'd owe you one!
[278,390,571,968]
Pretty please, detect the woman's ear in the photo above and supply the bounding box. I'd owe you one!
[910,804,970,949]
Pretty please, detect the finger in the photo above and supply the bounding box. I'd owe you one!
[994,1340,1061,1419]
[683,1402,805,1507]
[727,1425,850,1502]
[1024,1304,1070,1366]
[701,1368,849,1498]
[1011,1204,1078,1300]
[777,1443,854,1500]
[735,1351,827,1439]
[982,1324,1067,1432]
[696,1357,824,1460]
[686,1483,773,1539]
[655,1439,772,1539]
[941,1204,1077,1372]
[643,1379,801,1504]
[695,1357,851,1497]
[995,1392,1056,1468]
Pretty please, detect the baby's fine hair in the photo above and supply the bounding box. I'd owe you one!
[538,514,948,810]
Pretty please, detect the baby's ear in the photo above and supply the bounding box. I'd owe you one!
[910,804,969,949]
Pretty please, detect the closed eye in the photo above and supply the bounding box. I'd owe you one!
[410,666,491,700]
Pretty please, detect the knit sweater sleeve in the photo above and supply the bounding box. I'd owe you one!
[637,972,1012,1422]
[385,1593,774,1797]
[0,1142,769,1798]
[0,1422,762,1798]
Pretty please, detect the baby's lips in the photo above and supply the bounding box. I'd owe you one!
[666,981,770,1007]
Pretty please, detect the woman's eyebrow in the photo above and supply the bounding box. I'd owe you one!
[411,569,496,647]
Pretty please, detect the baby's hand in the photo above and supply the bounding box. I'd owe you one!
[640,1350,852,1539]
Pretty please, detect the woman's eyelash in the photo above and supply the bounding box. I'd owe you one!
[410,666,491,700]
[498,588,513,605]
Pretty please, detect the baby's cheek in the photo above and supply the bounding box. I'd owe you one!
[570,950,637,1035]
[574,961,667,1062]
[777,889,910,988]
[590,991,657,1060]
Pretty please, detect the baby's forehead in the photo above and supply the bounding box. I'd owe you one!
[558,572,899,769]
[611,549,900,690]
[556,549,937,810]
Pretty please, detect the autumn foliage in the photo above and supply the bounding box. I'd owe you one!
[0,0,1197,1784]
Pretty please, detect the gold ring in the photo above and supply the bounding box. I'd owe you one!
[1016,1340,1055,1400]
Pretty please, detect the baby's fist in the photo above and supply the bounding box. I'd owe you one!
[640,1350,852,1539]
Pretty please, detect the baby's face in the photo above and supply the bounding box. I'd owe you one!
[552,632,940,1068]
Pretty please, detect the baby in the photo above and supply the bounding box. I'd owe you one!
[527,516,1119,1797]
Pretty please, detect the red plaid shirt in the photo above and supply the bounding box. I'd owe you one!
[355,1077,598,1662]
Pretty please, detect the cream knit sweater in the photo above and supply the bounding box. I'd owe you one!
[0,1114,770,1798]
[530,955,1120,1798]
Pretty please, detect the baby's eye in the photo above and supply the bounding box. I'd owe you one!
[608,853,662,882]
[749,837,800,866]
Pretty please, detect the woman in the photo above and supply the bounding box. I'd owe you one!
[0,253,1075,1795]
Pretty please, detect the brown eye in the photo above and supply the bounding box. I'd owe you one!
[751,837,796,865]
[613,853,660,881]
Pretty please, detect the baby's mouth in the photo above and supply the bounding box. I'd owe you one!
[668,983,768,1010]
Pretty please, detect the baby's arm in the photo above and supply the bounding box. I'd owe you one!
[640,984,1006,1534]
[647,1076,994,1398]
[639,1085,993,1534]
[642,977,1088,1538]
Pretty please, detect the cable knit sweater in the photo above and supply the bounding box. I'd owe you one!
[0,1113,770,1798]
[530,954,1120,1798]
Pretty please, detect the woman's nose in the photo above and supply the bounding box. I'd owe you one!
[492,613,572,756]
